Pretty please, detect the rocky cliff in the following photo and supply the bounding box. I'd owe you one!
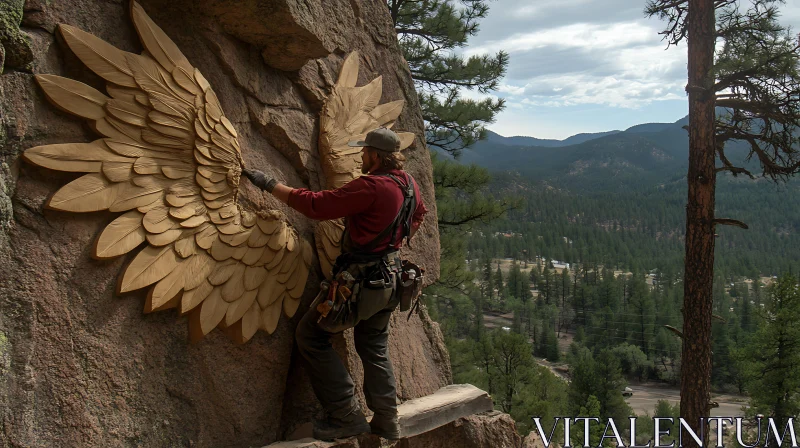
[0,1,452,446]
[269,411,523,448]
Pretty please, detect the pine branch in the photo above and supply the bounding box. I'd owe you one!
[437,199,515,228]
[715,44,800,93]
[395,0,507,155]
[716,98,796,124]
[715,165,754,177]
[713,218,749,229]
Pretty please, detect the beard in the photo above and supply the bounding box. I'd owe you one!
[360,163,370,175]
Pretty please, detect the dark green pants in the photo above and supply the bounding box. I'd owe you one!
[295,292,400,420]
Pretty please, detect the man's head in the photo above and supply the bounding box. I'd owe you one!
[349,127,406,174]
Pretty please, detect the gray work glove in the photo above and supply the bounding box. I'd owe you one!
[242,168,278,193]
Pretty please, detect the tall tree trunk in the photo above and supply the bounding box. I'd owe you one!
[682,0,716,445]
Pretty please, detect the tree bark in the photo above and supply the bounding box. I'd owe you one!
[682,0,717,446]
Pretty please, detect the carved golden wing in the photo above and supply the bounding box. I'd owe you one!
[23,1,311,343]
[316,52,415,278]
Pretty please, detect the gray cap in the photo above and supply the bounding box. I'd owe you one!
[348,127,401,153]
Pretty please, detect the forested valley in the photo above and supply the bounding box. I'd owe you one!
[393,0,800,440]
[425,134,800,436]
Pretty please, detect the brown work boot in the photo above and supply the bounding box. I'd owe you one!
[313,408,370,441]
[370,413,401,440]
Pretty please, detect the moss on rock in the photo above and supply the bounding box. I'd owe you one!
[0,331,9,376]
[0,0,33,73]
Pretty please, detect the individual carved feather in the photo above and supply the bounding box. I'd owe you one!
[24,1,312,343]
[48,173,120,212]
[23,141,129,172]
[59,25,135,88]
[95,210,147,259]
[315,51,416,279]
[36,74,108,119]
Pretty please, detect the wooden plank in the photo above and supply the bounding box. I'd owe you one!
[262,384,493,447]
[398,384,493,438]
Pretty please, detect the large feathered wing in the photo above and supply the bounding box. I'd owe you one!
[316,52,415,279]
[23,1,311,343]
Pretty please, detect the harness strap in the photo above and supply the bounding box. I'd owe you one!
[342,172,417,255]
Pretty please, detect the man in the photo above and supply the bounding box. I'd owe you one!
[243,127,427,441]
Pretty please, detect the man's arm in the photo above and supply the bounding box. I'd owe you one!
[242,168,374,220]
[242,169,293,204]
[271,183,293,204]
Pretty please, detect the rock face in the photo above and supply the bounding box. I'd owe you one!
[403,411,522,448]
[0,0,34,73]
[0,1,445,446]
[522,430,560,448]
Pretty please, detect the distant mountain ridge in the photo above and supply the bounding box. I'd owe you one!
[484,129,622,148]
[456,116,691,191]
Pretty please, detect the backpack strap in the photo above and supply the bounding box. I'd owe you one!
[342,172,418,254]
[385,173,417,249]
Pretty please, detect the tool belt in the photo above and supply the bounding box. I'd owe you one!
[313,251,400,330]
[313,250,425,329]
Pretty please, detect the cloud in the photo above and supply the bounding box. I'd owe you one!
[520,74,684,108]
[465,19,688,109]
[465,22,655,57]
[457,88,502,104]
[452,0,800,136]
[496,84,525,95]
[447,0,696,114]
[474,0,649,42]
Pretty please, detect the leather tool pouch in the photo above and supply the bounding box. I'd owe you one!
[397,260,424,312]
[356,262,396,321]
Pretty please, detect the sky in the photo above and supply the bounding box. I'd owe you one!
[460,0,800,139]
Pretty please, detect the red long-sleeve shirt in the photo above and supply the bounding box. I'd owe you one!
[288,169,427,252]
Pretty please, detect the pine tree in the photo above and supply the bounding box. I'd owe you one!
[436,228,473,292]
[560,270,571,320]
[627,273,654,353]
[542,263,553,305]
[387,0,509,156]
[494,265,505,307]
[572,396,603,448]
[530,263,541,286]
[433,154,514,229]
[738,273,800,448]
[429,155,518,337]
[567,345,630,422]
[507,261,522,300]
[473,290,485,338]
[472,333,496,395]
[594,350,634,422]
[492,330,534,413]
[645,0,800,440]
[535,325,548,358]
[740,292,754,334]
[546,328,560,362]
[753,277,763,306]
[482,257,494,302]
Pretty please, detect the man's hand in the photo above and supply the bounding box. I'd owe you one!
[242,168,278,193]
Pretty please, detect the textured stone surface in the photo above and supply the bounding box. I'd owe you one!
[0,0,34,72]
[401,411,522,448]
[522,430,561,448]
[0,1,442,447]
